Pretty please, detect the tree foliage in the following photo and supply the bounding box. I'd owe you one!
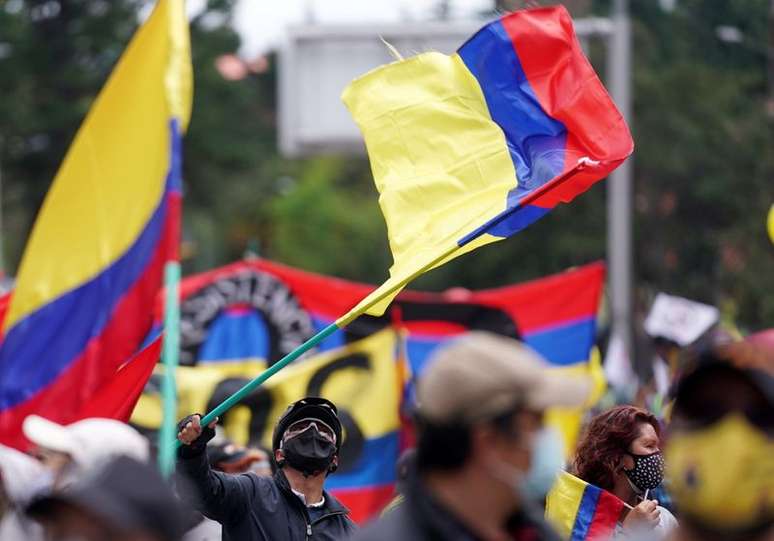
[0,0,771,330]
[620,0,774,329]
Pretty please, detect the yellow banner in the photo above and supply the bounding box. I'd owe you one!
[545,347,607,458]
[131,329,401,449]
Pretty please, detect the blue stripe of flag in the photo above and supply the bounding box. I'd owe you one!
[325,432,399,489]
[457,20,568,200]
[571,484,601,541]
[0,123,177,411]
[523,316,596,366]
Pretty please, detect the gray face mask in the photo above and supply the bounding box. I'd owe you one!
[487,427,564,502]
[521,427,564,500]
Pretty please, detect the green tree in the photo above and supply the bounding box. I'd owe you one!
[619,0,774,328]
[0,0,148,267]
[1,0,771,332]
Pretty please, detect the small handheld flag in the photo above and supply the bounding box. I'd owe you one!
[546,471,627,540]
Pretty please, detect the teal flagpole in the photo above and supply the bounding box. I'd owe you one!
[197,322,339,429]
[158,119,184,476]
[174,242,460,449]
[159,260,181,475]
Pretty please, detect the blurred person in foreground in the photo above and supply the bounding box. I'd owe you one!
[177,397,355,540]
[666,339,774,541]
[22,415,150,490]
[0,444,47,540]
[27,455,185,541]
[570,406,678,539]
[183,440,274,541]
[353,331,591,541]
[379,447,417,516]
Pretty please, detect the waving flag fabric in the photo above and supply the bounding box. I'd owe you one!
[74,334,163,422]
[546,471,626,540]
[339,6,632,323]
[0,0,191,448]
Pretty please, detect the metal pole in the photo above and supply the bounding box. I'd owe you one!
[607,0,633,366]
[768,0,774,116]
[0,138,4,277]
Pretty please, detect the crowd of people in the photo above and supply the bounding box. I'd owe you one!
[0,330,771,541]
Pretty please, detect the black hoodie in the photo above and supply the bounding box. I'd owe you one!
[178,448,355,541]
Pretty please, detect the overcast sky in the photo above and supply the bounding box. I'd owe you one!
[231,0,492,57]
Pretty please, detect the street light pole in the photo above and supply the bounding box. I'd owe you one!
[607,0,634,367]
[0,139,5,278]
[768,0,774,116]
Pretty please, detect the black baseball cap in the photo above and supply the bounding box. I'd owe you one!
[272,397,342,453]
[671,358,773,432]
[208,441,248,467]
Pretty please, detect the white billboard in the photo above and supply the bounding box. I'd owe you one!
[278,17,612,157]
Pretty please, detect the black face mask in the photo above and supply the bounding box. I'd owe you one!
[624,451,665,492]
[282,426,336,477]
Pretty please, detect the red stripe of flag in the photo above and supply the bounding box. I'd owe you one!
[586,489,626,540]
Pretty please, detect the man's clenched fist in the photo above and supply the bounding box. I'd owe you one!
[177,414,218,446]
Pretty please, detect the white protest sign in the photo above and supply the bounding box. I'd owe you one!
[644,293,719,347]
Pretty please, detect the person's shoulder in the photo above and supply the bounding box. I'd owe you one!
[236,473,283,506]
[350,505,415,541]
[657,505,679,532]
[379,494,404,517]
[319,491,357,532]
[322,489,352,516]
[520,504,564,541]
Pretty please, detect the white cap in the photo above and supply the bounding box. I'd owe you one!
[0,444,48,503]
[22,416,149,470]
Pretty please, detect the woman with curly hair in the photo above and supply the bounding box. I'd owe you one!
[572,405,677,539]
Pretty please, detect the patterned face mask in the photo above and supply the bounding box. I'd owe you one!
[624,451,665,492]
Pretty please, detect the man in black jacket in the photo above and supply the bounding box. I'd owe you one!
[353,332,591,541]
[177,397,355,540]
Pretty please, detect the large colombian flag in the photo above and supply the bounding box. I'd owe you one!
[546,471,626,540]
[338,6,632,324]
[0,0,192,448]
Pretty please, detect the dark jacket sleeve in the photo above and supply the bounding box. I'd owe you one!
[176,447,253,524]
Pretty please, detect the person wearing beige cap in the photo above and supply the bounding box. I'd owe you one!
[354,331,591,541]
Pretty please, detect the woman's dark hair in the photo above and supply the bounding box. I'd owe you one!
[573,405,660,491]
